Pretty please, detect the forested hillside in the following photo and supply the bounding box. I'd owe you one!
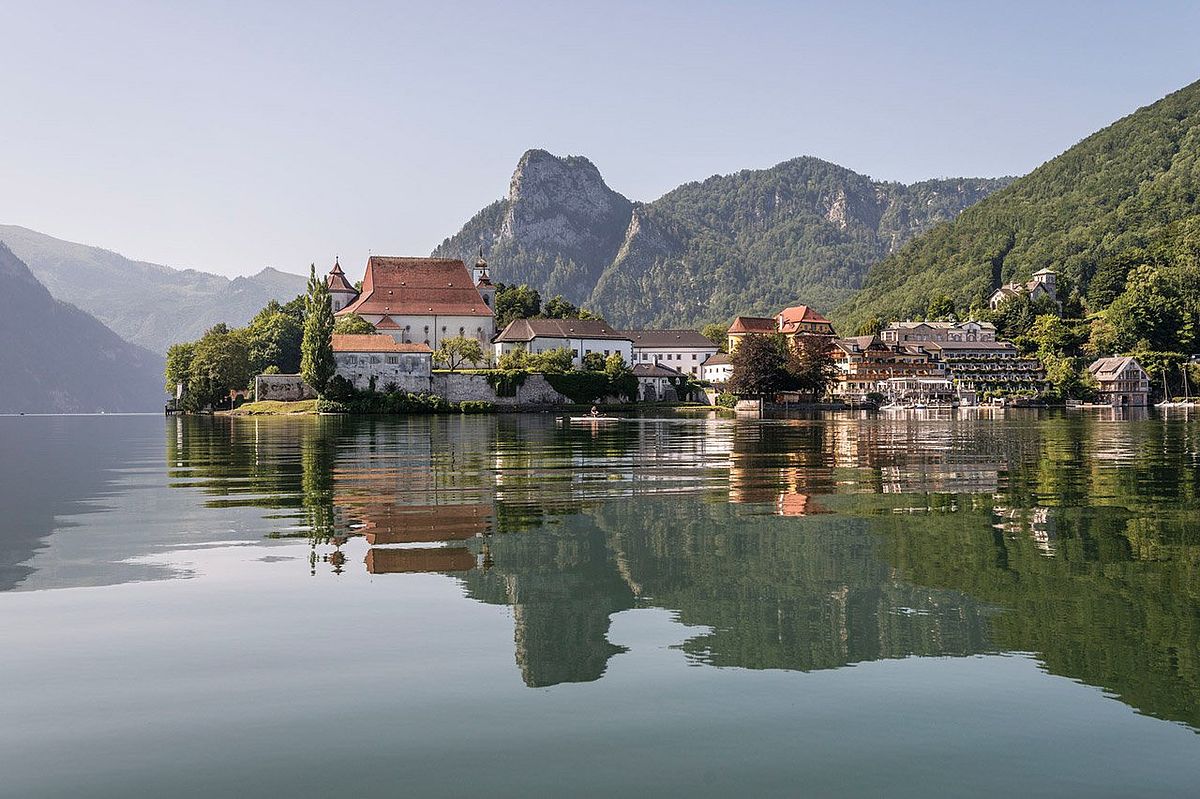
[835,78,1200,333]
[434,150,1008,327]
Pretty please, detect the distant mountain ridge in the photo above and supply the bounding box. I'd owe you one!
[834,78,1200,331]
[434,149,1010,327]
[0,242,165,413]
[0,225,307,354]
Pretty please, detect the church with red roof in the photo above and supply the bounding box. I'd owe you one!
[327,253,497,350]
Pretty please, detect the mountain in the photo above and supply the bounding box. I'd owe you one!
[834,78,1200,331]
[0,225,308,354]
[0,243,165,413]
[433,149,1010,327]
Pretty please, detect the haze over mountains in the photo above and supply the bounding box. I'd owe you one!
[0,225,307,354]
[434,150,1011,327]
[0,243,164,413]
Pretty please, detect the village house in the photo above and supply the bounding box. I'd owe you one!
[727,304,836,352]
[329,255,496,349]
[988,267,1058,310]
[632,362,688,401]
[880,320,997,345]
[701,352,733,384]
[332,334,432,392]
[830,335,944,402]
[492,318,633,366]
[878,321,1043,399]
[1087,356,1151,407]
[622,330,718,377]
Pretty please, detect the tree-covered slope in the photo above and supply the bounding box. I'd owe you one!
[434,150,1008,327]
[835,78,1200,332]
[0,225,307,354]
[0,243,165,412]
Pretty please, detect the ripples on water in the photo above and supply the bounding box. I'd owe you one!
[1,409,1199,797]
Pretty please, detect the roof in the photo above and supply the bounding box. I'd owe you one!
[887,320,997,331]
[777,305,832,328]
[494,318,630,343]
[703,352,731,366]
[372,315,402,330]
[923,340,1018,351]
[835,335,887,353]
[633,362,685,378]
[337,257,492,318]
[1033,267,1056,276]
[326,259,358,294]
[331,334,432,354]
[1088,356,1145,377]
[620,329,717,348]
[728,316,777,334]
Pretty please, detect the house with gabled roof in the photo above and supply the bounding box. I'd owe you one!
[327,255,496,350]
[727,305,836,353]
[493,318,633,366]
[621,329,718,376]
[1087,356,1150,407]
[988,267,1058,310]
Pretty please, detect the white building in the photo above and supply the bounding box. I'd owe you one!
[332,334,432,392]
[332,256,495,350]
[701,353,733,384]
[880,320,997,345]
[622,330,719,377]
[493,319,633,367]
[632,362,687,401]
[989,268,1058,310]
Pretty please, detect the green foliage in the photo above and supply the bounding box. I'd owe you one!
[836,79,1200,336]
[484,369,528,398]
[457,400,495,414]
[700,323,729,351]
[184,323,251,411]
[300,264,336,395]
[246,301,303,375]
[785,335,839,400]
[925,293,956,321]
[715,391,737,408]
[603,353,630,380]
[332,314,375,335]
[581,351,606,371]
[532,347,575,374]
[433,335,486,371]
[544,371,635,404]
[315,399,348,413]
[494,283,542,329]
[165,341,195,394]
[728,334,790,397]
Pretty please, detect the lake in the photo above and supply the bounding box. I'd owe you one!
[1,410,1198,797]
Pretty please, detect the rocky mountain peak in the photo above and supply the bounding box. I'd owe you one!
[500,149,632,249]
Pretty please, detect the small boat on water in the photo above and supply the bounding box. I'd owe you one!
[567,415,620,423]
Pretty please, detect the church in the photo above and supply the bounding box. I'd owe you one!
[326,253,496,349]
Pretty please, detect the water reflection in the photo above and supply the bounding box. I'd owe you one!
[5,410,1200,733]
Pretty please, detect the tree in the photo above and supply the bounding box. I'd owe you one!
[433,335,485,371]
[333,314,375,335]
[728,334,790,397]
[925,294,956,321]
[701,323,729,351]
[543,295,580,319]
[165,342,195,395]
[247,306,303,375]
[301,264,336,395]
[786,335,839,401]
[531,347,574,374]
[603,353,630,380]
[581,352,606,372]
[185,324,251,410]
[497,347,532,371]
[494,283,542,328]
[853,316,885,337]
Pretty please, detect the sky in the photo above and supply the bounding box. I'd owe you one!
[2,0,1199,279]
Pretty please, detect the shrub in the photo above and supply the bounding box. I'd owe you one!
[316,399,349,413]
[458,400,494,414]
[716,391,737,409]
[485,369,528,398]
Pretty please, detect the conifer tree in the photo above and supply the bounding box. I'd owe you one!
[301,264,336,395]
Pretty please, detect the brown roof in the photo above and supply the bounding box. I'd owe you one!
[620,329,717,348]
[633,362,685,378]
[1088,356,1145,377]
[365,546,476,575]
[338,257,493,318]
[494,318,629,343]
[331,334,431,354]
[728,316,777,334]
[373,315,402,330]
[835,335,888,353]
[703,352,731,366]
[326,259,358,294]
[777,305,834,334]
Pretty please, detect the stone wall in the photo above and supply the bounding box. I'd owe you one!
[255,374,317,402]
[335,352,432,393]
[432,372,574,406]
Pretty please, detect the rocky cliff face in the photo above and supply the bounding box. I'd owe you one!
[0,242,165,412]
[435,149,1011,327]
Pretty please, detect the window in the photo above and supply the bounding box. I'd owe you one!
[386,355,399,365]
[459,326,465,336]
[604,350,610,356]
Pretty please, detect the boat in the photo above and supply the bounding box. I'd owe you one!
[567,415,620,423]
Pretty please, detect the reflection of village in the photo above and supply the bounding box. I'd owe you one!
[163,413,1200,729]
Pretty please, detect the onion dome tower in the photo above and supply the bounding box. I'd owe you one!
[473,247,496,309]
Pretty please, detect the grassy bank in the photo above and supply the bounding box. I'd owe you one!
[227,399,319,416]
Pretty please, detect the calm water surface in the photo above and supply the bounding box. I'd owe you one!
[1,410,1198,797]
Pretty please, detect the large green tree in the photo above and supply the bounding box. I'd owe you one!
[300,264,336,395]
[785,335,839,401]
[729,334,791,397]
[332,314,375,335]
[433,335,486,371]
[185,324,251,410]
[494,283,542,329]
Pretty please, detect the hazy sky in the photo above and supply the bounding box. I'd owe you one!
[3,1,1198,279]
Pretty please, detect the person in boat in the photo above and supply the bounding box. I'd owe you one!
[589,405,600,418]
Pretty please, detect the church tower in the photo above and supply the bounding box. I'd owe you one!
[473,248,496,309]
[326,257,359,312]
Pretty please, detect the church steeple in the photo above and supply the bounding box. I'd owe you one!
[474,247,496,309]
[326,256,359,313]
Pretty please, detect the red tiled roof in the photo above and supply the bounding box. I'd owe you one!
[337,257,493,318]
[620,329,717,348]
[728,316,776,334]
[331,334,431,354]
[373,315,402,330]
[494,318,629,343]
[326,259,358,294]
[776,305,834,334]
